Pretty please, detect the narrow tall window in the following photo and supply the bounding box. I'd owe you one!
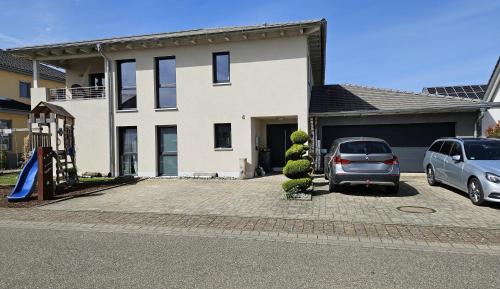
[213,52,230,83]
[117,60,137,110]
[214,123,232,149]
[0,120,12,151]
[19,81,31,98]
[155,57,176,108]
[118,127,138,175]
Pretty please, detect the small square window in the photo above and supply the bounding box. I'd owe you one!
[213,52,230,83]
[19,81,31,98]
[214,123,232,149]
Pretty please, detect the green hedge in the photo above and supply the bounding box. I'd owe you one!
[283,159,312,178]
[290,130,308,144]
[285,144,304,161]
[282,177,312,194]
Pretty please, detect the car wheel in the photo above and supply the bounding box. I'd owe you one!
[468,177,485,206]
[386,184,399,194]
[426,165,437,186]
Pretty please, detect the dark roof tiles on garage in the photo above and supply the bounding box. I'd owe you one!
[309,84,486,116]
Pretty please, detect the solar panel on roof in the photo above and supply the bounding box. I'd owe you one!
[445,87,455,93]
[427,88,437,94]
[463,86,473,92]
[453,86,465,93]
[424,84,488,100]
[436,87,446,93]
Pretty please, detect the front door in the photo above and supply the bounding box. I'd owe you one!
[267,124,297,171]
[158,126,178,176]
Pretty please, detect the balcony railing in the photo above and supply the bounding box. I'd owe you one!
[48,86,106,101]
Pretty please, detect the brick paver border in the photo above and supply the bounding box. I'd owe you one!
[0,208,498,252]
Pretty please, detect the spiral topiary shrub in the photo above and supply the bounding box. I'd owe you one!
[282,130,312,199]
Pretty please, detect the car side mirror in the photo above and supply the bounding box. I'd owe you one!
[320,149,327,154]
[451,155,462,162]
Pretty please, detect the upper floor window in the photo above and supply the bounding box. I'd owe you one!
[19,81,31,98]
[155,56,176,108]
[117,59,137,110]
[214,123,232,149]
[213,52,230,83]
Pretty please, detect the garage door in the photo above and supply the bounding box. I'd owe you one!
[321,123,455,172]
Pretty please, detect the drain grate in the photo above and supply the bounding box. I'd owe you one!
[397,206,436,214]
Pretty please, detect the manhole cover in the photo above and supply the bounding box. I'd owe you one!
[397,206,436,214]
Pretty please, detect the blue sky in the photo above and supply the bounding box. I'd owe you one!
[0,0,498,92]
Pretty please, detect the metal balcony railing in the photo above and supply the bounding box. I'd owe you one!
[48,86,106,101]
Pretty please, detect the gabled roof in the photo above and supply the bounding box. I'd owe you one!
[422,84,488,100]
[0,97,30,112]
[0,50,65,82]
[31,101,74,119]
[7,19,326,85]
[309,84,487,116]
[484,57,500,102]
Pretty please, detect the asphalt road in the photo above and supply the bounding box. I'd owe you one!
[0,227,498,289]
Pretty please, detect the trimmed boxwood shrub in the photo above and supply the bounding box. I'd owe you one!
[283,159,312,178]
[285,144,307,161]
[290,130,308,144]
[282,130,312,198]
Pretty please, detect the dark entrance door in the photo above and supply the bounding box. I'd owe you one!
[267,124,297,170]
[89,73,105,87]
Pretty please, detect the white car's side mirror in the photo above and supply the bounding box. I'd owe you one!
[451,155,462,162]
[320,149,327,154]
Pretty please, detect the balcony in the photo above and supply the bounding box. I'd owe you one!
[48,86,106,101]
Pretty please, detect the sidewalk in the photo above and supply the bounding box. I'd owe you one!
[0,208,498,253]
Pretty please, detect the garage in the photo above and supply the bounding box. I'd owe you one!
[309,84,486,172]
[321,122,455,172]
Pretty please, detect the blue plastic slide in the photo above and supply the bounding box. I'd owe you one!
[8,150,38,201]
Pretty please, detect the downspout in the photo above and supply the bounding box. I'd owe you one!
[474,107,486,138]
[97,43,116,176]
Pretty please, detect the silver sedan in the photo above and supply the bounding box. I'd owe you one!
[423,138,500,205]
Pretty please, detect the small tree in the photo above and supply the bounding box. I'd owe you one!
[486,121,500,138]
[282,130,312,199]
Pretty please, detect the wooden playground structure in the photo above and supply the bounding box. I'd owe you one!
[29,102,78,198]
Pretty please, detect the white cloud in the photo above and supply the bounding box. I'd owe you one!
[0,32,26,46]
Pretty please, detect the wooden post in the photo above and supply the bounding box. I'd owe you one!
[37,147,54,200]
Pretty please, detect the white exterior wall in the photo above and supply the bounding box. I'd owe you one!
[33,36,310,177]
[31,88,110,174]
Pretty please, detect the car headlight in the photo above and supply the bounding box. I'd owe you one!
[485,173,500,183]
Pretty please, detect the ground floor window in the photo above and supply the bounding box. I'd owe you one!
[214,123,232,149]
[0,120,12,151]
[118,127,138,175]
[157,126,178,176]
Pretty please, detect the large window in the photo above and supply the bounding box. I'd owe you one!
[118,127,138,175]
[155,57,176,108]
[117,60,137,110]
[213,52,230,83]
[19,81,31,98]
[0,120,12,151]
[214,123,232,149]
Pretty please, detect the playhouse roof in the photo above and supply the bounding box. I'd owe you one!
[31,101,74,119]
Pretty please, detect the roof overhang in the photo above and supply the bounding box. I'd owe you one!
[309,105,488,118]
[7,19,327,85]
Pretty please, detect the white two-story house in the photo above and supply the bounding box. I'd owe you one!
[8,20,326,178]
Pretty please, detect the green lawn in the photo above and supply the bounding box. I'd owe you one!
[0,173,19,186]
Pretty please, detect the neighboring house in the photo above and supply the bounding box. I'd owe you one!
[6,19,485,175]
[481,57,500,135]
[422,57,500,137]
[0,50,65,168]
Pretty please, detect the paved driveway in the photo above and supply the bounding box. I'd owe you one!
[40,174,500,228]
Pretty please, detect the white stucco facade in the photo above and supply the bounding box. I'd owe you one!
[29,23,324,178]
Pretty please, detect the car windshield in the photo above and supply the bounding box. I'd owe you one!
[464,141,500,160]
[339,141,391,154]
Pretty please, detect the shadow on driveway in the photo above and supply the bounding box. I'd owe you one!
[437,183,500,210]
[313,181,419,198]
